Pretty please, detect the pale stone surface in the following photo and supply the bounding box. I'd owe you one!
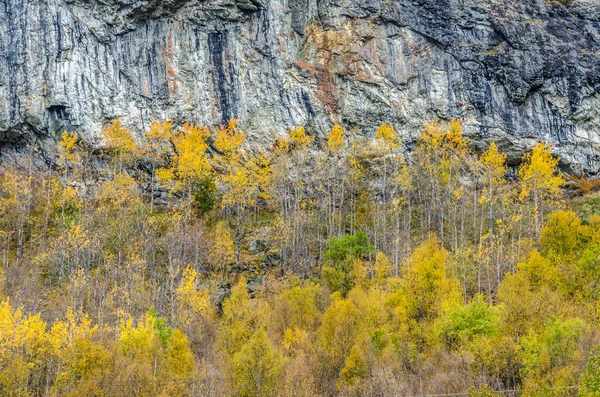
[1,0,599,173]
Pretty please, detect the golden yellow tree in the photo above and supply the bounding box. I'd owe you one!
[373,122,405,266]
[155,122,213,212]
[215,119,272,271]
[0,300,49,393]
[477,142,508,291]
[327,122,346,153]
[175,267,210,328]
[102,118,137,172]
[270,126,317,275]
[58,130,79,164]
[319,122,349,239]
[518,142,564,235]
[142,120,174,210]
[412,119,471,246]
[403,238,461,324]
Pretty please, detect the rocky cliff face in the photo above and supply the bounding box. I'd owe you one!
[1,0,600,173]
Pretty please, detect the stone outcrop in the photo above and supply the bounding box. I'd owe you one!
[1,0,600,173]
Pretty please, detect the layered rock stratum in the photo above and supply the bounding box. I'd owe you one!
[1,0,600,173]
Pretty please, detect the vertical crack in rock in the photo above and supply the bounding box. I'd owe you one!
[208,31,238,125]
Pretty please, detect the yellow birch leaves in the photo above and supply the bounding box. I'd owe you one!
[518,142,564,202]
[327,122,346,152]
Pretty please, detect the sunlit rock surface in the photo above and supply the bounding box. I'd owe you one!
[1,0,599,173]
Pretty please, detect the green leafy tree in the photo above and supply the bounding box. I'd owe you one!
[437,294,499,349]
[322,231,374,295]
[580,347,600,396]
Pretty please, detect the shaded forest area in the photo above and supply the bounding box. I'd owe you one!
[1,119,600,396]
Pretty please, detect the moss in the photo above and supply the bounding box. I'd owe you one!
[486,42,506,56]
[569,192,600,223]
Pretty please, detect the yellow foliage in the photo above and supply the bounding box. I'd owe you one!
[212,221,235,272]
[58,222,91,252]
[222,167,251,205]
[231,329,282,397]
[252,152,273,201]
[58,131,79,163]
[47,177,80,217]
[119,313,161,361]
[419,119,469,155]
[318,295,359,369]
[282,327,309,351]
[143,120,174,162]
[416,119,470,190]
[273,282,322,336]
[0,117,593,395]
[289,126,314,148]
[515,250,561,291]
[164,329,194,380]
[175,267,210,327]
[95,172,141,211]
[0,300,49,392]
[221,277,255,355]
[518,142,564,202]
[214,118,244,155]
[338,344,368,387]
[403,238,462,322]
[480,142,507,183]
[170,123,212,183]
[220,151,272,207]
[102,118,137,153]
[374,251,391,279]
[375,122,401,149]
[539,210,589,260]
[327,122,346,152]
[50,311,109,392]
[145,120,174,141]
[0,171,31,219]
[155,167,175,182]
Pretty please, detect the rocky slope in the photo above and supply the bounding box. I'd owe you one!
[1,0,600,173]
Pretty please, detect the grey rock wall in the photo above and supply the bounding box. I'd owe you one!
[1,0,600,173]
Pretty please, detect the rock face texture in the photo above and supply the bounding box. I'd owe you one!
[1,0,600,173]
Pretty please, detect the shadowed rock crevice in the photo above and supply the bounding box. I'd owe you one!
[208,31,239,125]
